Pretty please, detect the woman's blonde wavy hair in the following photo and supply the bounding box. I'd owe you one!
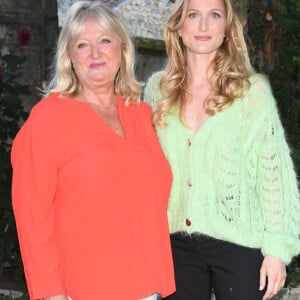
[154,0,253,125]
[42,1,141,105]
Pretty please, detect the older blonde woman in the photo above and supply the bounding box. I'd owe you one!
[11,2,175,299]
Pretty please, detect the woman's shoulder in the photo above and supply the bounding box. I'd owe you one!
[24,93,67,130]
[143,70,165,107]
[147,70,164,84]
[249,72,270,84]
[248,73,273,96]
[243,73,276,111]
[12,93,62,147]
[30,93,61,115]
[129,99,152,115]
[118,95,153,122]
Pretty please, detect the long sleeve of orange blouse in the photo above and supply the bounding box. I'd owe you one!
[11,93,175,300]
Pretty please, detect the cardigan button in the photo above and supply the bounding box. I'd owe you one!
[187,178,193,187]
[185,218,192,226]
[187,139,192,147]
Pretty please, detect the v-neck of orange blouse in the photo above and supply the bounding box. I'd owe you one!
[61,94,129,141]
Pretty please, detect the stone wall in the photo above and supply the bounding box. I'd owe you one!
[0,0,58,109]
[113,0,172,41]
[113,0,172,83]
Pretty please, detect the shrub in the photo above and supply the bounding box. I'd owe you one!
[0,29,29,281]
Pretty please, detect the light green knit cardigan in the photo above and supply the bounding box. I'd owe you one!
[144,71,300,264]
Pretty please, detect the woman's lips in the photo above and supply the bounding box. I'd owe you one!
[194,35,211,41]
[90,62,105,68]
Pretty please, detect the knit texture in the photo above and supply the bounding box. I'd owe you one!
[144,71,300,264]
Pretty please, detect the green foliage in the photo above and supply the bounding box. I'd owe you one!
[248,0,300,287]
[0,47,29,280]
[248,0,300,164]
[287,256,300,288]
[134,37,165,53]
[0,295,29,300]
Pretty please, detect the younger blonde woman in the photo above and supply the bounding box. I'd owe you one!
[144,0,300,299]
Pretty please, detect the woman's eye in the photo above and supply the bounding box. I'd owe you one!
[212,12,221,19]
[101,39,111,44]
[77,43,87,49]
[188,12,199,19]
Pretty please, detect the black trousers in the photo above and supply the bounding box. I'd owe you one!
[164,232,266,300]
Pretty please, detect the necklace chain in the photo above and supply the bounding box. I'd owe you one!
[81,94,116,110]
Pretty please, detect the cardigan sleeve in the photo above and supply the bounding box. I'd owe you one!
[249,77,300,264]
[11,114,65,299]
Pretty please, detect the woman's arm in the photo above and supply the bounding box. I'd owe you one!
[11,114,65,299]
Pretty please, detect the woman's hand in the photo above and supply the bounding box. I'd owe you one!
[42,295,69,300]
[260,255,286,300]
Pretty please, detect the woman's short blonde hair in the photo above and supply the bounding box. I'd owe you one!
[154,0,253,125]
[43,1,141,104]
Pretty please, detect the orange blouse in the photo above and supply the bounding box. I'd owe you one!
[11,93,175,300]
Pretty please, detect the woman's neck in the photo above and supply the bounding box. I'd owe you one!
[81,87,116,107]
[186,53,215,84]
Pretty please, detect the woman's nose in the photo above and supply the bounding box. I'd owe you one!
[90,44,102,58]
[199,16,208,31]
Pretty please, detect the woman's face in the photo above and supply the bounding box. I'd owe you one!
[179,0,226,59]
[70,18,122,90]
